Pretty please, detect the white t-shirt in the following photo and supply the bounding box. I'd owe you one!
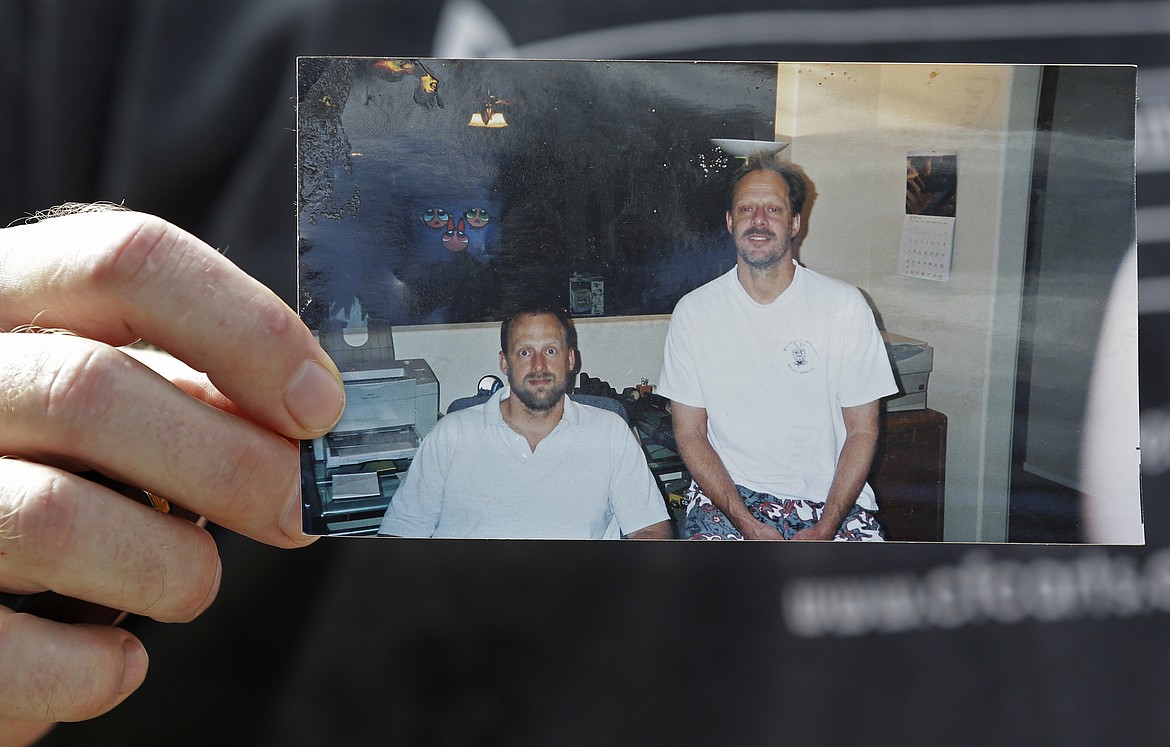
[378,389,669,538]
[657,263,897,511]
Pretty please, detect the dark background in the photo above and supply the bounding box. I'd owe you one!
[3,1,1168,744]
[298,58,774,325]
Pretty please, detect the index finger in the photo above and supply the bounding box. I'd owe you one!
[0,211,344,439]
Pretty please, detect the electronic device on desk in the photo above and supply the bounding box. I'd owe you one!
[303,318,440,535]
[576,372,619,399]
[301,448,412,535]
[311,359,438,468]
[569,273,605,316]
[575,372,631,421]
[627,392,676,452]
[882,331,934,412]
[312,318,439,468]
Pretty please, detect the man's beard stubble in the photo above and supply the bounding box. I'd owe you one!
[510,374,567,412]
[737,227,791,271]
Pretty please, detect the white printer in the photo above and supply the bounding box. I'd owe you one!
[312,359,438,468]
[882,331,934,412]
[311,318,438,469]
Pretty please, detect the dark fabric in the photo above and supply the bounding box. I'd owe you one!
[2,1,1167,744]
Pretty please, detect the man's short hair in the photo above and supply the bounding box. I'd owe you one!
[500,306,577,353]
[727,150,810,216]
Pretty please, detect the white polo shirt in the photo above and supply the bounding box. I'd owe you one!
[378,389,668,538]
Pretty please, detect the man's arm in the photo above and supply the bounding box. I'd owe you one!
[626,520,673,539]
[606,415,674,539]
[376,424,448,538]
[0,211,344,735]
[792,400,881,541]
[670,401,783,540]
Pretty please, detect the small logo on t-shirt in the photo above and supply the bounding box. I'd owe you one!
[784,339,817,373]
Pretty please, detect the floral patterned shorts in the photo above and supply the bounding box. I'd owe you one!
[681,482,885,541]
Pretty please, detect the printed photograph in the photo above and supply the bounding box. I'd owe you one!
[906,152,958,217]
[297,58,1139,544]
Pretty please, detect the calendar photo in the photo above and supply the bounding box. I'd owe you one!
[297,59,1139,545]
[906,152,957,217]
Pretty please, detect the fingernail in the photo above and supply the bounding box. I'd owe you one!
[281,478,310,542]
[195,558,223,617]
[285,359,345,432]
[118,635,149,697]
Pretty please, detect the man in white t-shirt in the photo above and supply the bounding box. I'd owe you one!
[657,153,898,541]
[379,308,672,539]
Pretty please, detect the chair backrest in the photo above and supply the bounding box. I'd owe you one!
[445,392,628,424]
[446,393,492,414]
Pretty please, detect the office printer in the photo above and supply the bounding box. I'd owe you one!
[311,318,438,469]
[882,331,934,411]
[311,359,438,468]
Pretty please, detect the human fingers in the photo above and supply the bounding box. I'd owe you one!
[0,211,344,440]
[0,458,221,621]
[0,717,53,747]
[790,527,824,541]
[740,519,786,541]
[0,332,313,548]
[0,607,149,724]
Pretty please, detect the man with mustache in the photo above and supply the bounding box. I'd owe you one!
[379,308,672,539]
[658,152,898,540]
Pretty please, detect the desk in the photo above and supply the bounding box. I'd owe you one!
[870,408,948,542]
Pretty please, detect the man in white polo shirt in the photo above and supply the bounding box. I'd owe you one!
[657,152,898,541]
[379,308,672,539]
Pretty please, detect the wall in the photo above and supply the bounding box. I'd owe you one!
[395,316,671,411]
[778,63,1041,541]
